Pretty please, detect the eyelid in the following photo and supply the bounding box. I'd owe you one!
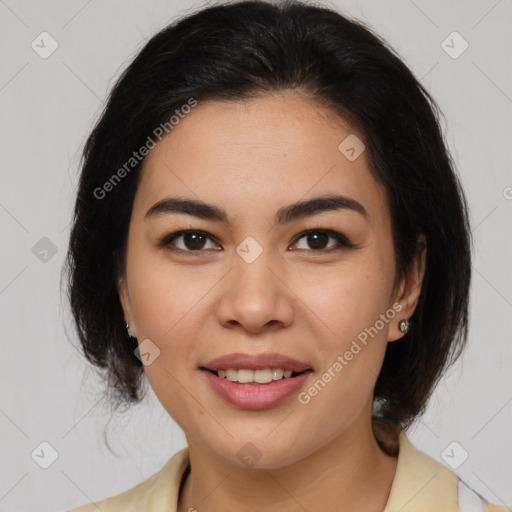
[158,228,355,252]
[290,229,355,250]
[158,229,221,251]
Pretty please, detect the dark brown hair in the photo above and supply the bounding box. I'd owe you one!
[63,0,472,455]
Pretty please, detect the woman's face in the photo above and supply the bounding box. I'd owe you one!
[118,92,417,468]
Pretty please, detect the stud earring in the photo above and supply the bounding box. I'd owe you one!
[125,321,135,339]
[398,318,410,334]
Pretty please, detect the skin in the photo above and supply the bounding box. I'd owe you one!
[118,91,426,512]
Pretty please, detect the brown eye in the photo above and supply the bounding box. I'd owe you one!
[160,230,220,252]
[292,229,353,252]
[305,232,329,250]
[181,232,208,250]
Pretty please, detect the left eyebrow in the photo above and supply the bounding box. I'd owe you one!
[144,194,368,227]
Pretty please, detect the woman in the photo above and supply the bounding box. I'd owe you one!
[64,0,507,510]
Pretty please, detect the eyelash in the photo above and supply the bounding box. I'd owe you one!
[158,229,355,254]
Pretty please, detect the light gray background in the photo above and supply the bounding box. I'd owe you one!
[0,0,511,510]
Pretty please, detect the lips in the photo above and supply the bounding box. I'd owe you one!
[199,352,313,409]
[201,352,312,373]
[200,368,312,409]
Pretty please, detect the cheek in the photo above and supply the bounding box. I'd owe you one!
[125,251,216,400]
[126,260,201,420]
[127,249,209,340]
[301,257,394,344]
[297,255,394,411]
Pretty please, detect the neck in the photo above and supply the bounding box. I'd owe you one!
[178,417,398,512]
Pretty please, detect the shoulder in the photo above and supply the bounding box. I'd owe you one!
[384,431,509,512]
[458,480,509,512]
[66,447,190,512]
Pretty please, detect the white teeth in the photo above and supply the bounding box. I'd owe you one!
[215,368,297,383]
[254,369,272,383]
[272,368,284,380]
[237,369,254,383]
[225,369,237,381]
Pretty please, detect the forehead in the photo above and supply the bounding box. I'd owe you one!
[133,92,390,227]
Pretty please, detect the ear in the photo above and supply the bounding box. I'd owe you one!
[117,274,137,338]
[388,234,427,342]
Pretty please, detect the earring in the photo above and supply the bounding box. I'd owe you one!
[398,318,410,334]
[125,321,135,339]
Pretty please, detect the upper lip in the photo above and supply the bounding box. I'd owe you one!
[201,352,312,372]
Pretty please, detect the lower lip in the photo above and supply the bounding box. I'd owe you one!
[201,370,312,409]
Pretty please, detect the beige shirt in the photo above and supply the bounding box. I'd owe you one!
[68,431,508,511]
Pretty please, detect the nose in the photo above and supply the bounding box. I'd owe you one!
[215,250,294,334]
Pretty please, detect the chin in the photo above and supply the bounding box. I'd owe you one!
[205,434,307,470]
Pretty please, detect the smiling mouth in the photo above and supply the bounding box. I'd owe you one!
[201,367,310,385]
